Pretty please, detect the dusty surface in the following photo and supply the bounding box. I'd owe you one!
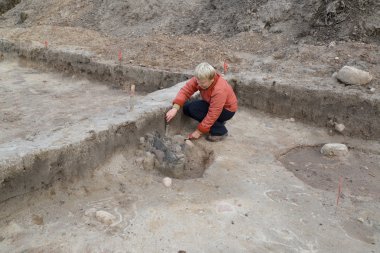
[0,1,379,252]
[0,59,139,160]
[0,109,379,252]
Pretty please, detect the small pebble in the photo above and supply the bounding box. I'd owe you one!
[163,177,172,187]
[334,123,345,133]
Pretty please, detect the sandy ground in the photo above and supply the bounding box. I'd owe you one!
[0,1,379,251]
[0,108,379,252]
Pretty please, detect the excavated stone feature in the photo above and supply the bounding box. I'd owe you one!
[137,132,214,179]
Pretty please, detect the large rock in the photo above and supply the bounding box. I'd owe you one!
[336,66,373,85]
[321,143,348,157]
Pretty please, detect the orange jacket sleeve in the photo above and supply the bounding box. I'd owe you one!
[172,77,199,107]
[197,88,227,133]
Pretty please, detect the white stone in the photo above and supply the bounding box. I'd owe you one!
[162,177,172,187]
[95,211,116,225]
[336,66,373,85]
[334,123,345,133]
[321,143,348,157]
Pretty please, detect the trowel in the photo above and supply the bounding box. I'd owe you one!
[165,119,170,137]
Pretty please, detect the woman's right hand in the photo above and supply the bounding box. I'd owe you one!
[165,108,178,122]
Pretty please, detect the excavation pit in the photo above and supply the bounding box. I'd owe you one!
[0,1,379,250]
[136,132,214,179]
[0,58,185,202]
[279,145,380,201]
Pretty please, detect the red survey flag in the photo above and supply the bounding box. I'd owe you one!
[223,60,229,74]
[118,50,122,62]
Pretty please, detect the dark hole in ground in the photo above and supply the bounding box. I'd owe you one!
[0,0,20,15]
[135,131,214,179]
[279,146,380,201]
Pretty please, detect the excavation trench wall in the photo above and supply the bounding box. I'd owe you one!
[1,40,379,201]
[1,39,378,140]
[233,78,380,140]
[0,39,190,93]
[0,106,188,203]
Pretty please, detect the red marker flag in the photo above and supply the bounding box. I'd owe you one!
[336,176,343,208]
[44,40,48,48]
[118,50,122,62]
[223,60,229,74]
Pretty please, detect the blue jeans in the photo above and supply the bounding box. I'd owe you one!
[183,100,235,136]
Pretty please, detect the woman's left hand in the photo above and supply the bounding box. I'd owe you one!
[188,129,202,140]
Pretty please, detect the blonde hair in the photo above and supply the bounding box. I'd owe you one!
[194,62,216,81]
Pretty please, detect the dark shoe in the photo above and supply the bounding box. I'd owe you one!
[206,133,228,142]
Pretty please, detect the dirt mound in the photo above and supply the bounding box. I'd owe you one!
[0,0,378,42]
[310,0,380,42]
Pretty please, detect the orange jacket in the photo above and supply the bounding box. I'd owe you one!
[173,73,238,133]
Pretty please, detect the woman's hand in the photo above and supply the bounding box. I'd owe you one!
[188,129,202,140]
[165,108,178,122]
